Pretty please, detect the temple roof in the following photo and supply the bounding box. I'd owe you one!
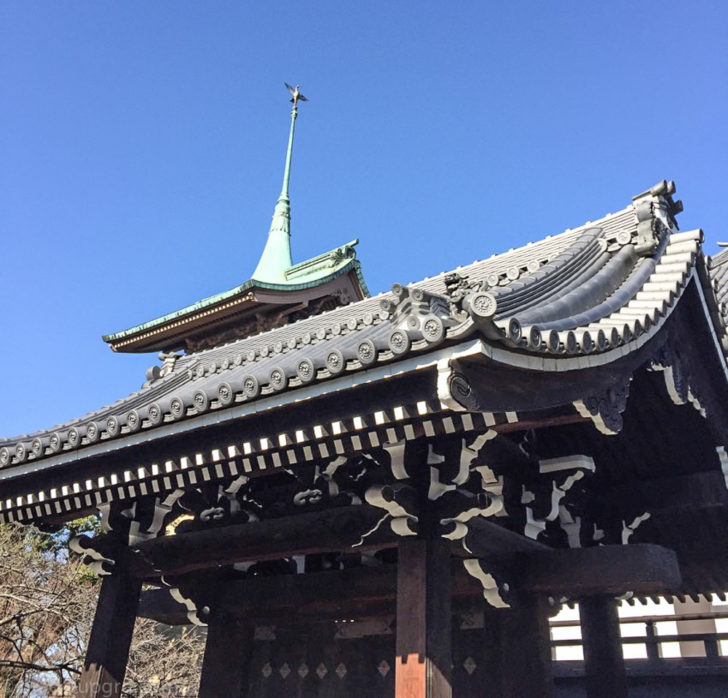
[1,179,718,471]
[103,90,369,354]
[101,240,368,352]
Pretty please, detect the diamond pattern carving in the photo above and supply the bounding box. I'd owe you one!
[261,662,272,678]
[316,663,328,679]
[279,662,291,679]
[378,660,390,677]
[298,663,309,678]
[464,656,477,675]
[335,662,347,679]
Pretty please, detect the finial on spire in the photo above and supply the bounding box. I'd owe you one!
[285,82,308,109]
[278,82,308,201]
[252,84,309,284]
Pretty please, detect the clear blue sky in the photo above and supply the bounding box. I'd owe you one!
[1,1,726,437]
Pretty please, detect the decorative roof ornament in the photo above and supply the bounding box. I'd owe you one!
[284,82,308,107]
[102,83,367,353]
[252,83,309,284]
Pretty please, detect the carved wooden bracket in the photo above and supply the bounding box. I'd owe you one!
[573,380,631,436]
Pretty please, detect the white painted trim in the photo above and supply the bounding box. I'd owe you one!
[692,272,728,383]
[539,455,596,474]
[479,269,696,373]
[0,340,484,483]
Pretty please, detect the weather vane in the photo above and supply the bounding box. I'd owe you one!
[284,82,308,108]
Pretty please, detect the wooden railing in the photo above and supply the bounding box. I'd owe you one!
[550,608,728,675]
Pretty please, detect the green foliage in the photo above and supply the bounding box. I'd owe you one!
[29,515,102,557]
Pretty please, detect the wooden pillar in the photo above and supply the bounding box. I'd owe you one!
[580,597,627,698]
[198,612,254,698]
[77,568,141,698]
[481,607,504,696]
[395,538,452,698]
[499,595,554,698]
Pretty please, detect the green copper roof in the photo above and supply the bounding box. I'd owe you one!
[103,86,369,348]
[102,241,368,344]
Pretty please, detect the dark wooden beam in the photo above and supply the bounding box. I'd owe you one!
[78,564,141,698]
[643,470,728,512]
[580,597,627,698]
[396,538,452,698]
[138,544,680,625]
[127,509,550,580]
[480,608,504,696]
[129,506,393,579]
[499,595,554,698]
[518,544,681,596]
[140,586,194,625]
[496,413,588,433]
[459,517,550,557]
[139,564,441,626]
[198,612,254,698]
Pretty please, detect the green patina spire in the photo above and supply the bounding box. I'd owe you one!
[252,84,308,284]
[102,84,371,352]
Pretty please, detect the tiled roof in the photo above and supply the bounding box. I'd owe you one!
[102,241,367,345]
[1,181,713,471]
[709,248,728,319]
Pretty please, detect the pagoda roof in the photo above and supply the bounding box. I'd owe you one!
[1,179,718,477]
[101,240,368,352]
[102,92,372,354]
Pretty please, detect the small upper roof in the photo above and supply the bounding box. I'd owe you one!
[103,91,369,354]
[101,240,368,353]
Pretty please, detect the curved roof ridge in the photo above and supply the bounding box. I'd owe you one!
[493,228,605,317]
[174,204,636,366]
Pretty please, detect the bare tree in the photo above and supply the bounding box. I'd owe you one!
[123,620,205,698]
[0,523,204,698]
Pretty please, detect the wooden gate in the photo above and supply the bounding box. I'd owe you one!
[245,613,498,698]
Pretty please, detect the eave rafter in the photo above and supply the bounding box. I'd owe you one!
[1,392,521,524]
